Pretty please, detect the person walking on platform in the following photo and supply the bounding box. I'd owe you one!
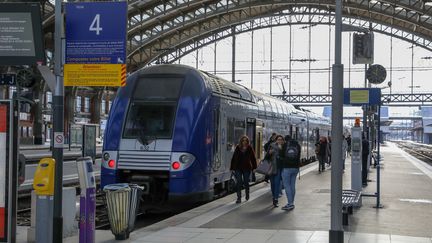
[327,136,332,166]
[263,133,277,183]
[268,135,284,207]
[230,135,258,204]
[264,133,277,152]
[316,136,328,173]
[362,134,370,186]
[280,135,301,210]
[346,135,352,157]
[342,135,348,171]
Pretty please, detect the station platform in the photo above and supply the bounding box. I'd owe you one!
[61,142,432,243]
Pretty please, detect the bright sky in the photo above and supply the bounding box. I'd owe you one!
[178,25,432,117]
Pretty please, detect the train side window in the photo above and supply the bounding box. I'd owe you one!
[234,119,245,145]
[227,117,235,151]
[258,99,266,118]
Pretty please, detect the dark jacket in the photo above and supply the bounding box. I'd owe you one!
[278,140,301,168]
[362,139,370,156]
[317,141,328,157]
[230,145,258,171]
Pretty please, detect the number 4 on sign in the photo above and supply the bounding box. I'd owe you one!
[89,14,103,35]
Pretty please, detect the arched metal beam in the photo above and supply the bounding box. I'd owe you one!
[126,1,432,65]
[40,1,432,50]
[151,14,432,66]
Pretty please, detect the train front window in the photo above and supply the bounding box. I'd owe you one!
[123,102,176,139]
[123,76,184,139]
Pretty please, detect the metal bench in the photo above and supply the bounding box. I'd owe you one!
[342,189,361,226]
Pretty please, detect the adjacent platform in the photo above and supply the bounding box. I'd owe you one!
[64,142,432,243]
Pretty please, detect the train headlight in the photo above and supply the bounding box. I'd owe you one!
[172,161,181,170]
[179,154,194,164]
[103,152,110,161]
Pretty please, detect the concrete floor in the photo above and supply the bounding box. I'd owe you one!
[59,142,432,242]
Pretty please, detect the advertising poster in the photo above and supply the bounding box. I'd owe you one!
[0,103,10,242]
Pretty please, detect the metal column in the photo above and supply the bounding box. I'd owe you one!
[270,27,273,95]
[53,0,64,242]
[375,105,383,208]
[251,31,254,89]
[231,26,236,83]
[289,23,292,96]
[329,0,344,242]
[214,41,217,75]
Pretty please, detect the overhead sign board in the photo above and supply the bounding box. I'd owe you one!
[65,2,127,64]
[0,3,45,65]
[344,88,381,106]
[64,64,126,87]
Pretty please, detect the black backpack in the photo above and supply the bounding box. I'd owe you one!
[285,142,299,160]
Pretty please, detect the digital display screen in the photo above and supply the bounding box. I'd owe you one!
[350,90,369,104]
[0,13,35,57]
[0,3,44,65]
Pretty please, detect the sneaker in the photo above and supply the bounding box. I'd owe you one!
[236,198,241,204]
[273,199,279,207]
[281,205,290,210]
[245,194,249,201]
[282,204,295,210]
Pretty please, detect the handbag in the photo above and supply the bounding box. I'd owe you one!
[255,159,273,175]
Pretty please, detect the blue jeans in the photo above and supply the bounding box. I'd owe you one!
[234,170,251,199]
[269,169,281,200]
[282,168,299,205]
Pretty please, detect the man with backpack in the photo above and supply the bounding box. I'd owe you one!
[279,135,301,210]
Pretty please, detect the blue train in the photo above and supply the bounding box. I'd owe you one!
[101,64,331,208]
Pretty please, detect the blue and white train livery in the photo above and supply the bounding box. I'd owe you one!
[101,64,330,207]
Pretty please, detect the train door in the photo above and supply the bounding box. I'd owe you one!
[246,118,256,148]
[211,108,222,173]
[255,120,264,160]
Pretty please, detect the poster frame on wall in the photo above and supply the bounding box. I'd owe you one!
[0,100,12,242]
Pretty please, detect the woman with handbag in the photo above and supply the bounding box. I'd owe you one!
[230,135,258,204]
[268,135,285,207]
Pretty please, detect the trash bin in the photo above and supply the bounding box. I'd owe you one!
[128,184,143,231]
[103,183,142,240]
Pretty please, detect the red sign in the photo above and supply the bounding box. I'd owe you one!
[0,105,6,132]
[0,104,7,239]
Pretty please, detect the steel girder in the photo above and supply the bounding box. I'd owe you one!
[123,0,432,69]
[37,0,432,70]
[156,13,432,65]
[272,93,432,106]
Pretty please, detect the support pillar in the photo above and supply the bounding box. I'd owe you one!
[231,26,236,83]
[90,90,102,125]
[64,88,76,143]
[32,82,44,144]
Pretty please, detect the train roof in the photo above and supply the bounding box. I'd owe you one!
[200,71,254,102]
[131,64,326,121]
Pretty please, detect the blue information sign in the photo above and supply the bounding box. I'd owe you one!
[343,88,381,106]
[65,2,127,64]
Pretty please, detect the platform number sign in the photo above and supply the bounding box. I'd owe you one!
[65,2,127,64]
[89,14,102,35]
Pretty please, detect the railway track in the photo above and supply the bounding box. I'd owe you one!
[394,141,432,164]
